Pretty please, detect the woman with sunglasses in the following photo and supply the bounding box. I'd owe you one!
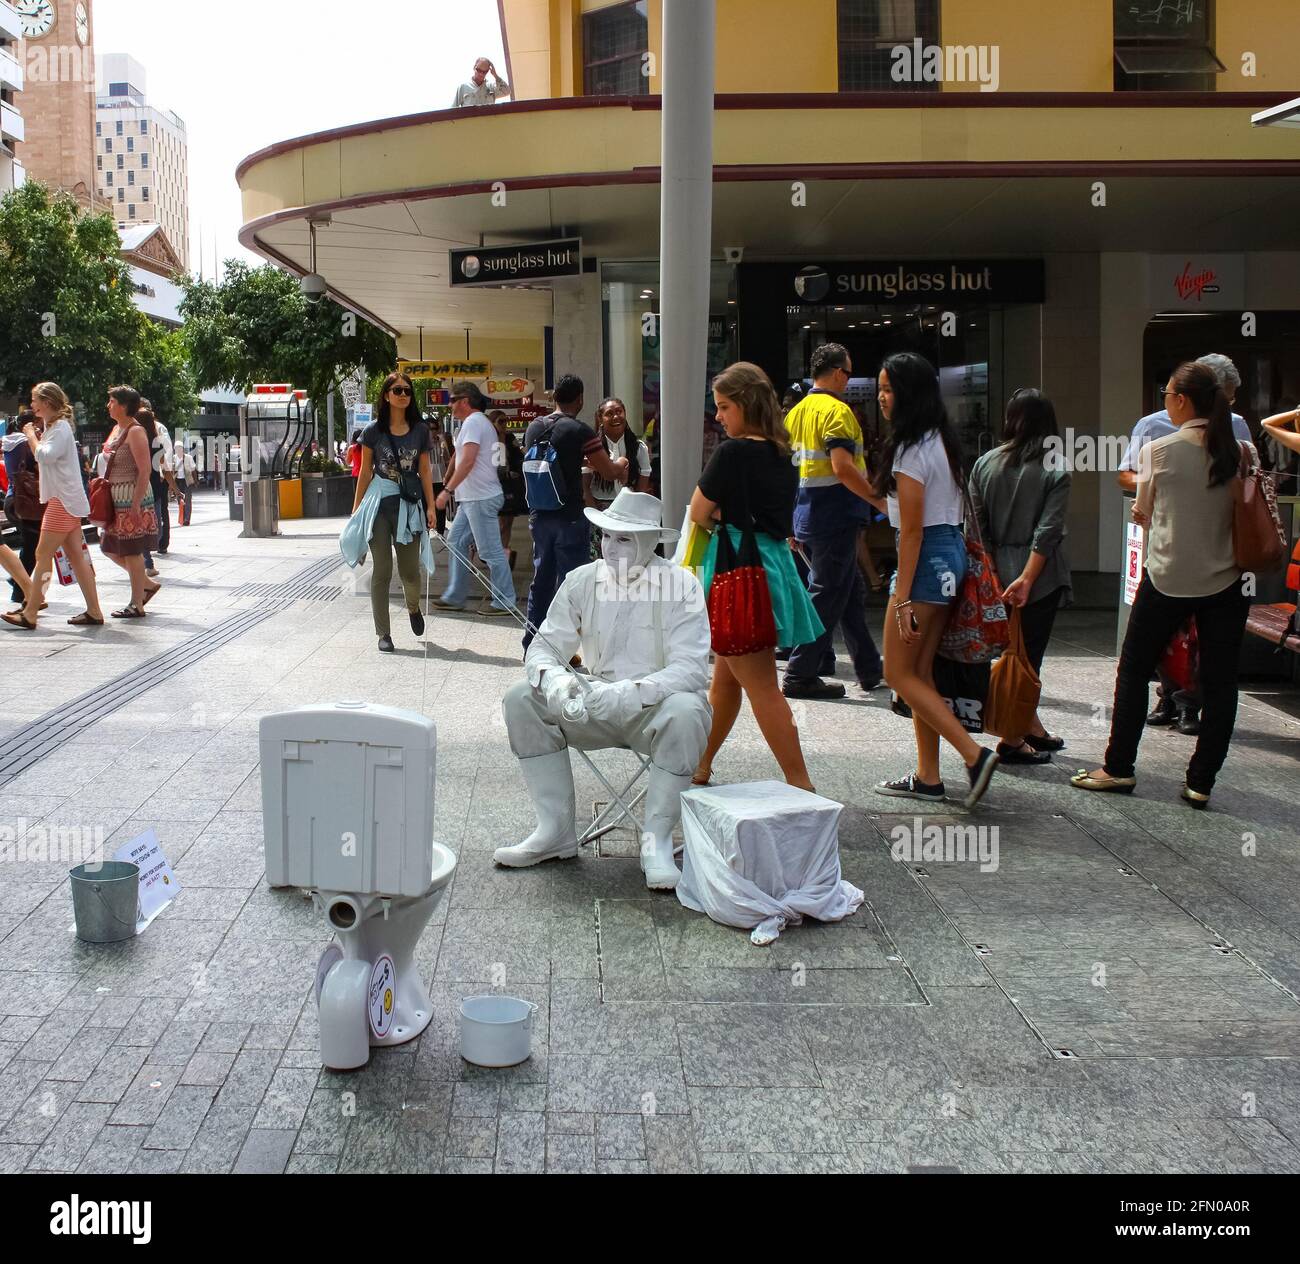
[349,373,436,652]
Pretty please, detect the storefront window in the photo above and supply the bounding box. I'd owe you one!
[602,261,739,451]
[783,303,1009,468]
[583,1,650,97]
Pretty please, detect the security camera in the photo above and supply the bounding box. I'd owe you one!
[300,272,328,303]
[722,246,744,264]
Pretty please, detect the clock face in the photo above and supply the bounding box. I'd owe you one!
[17,1,57,39]
[76,3,89,46]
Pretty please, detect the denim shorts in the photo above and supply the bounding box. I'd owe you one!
[890,523,968,605]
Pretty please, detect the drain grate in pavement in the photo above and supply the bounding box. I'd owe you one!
[0,555,341,787]
[878,811,1300,1058]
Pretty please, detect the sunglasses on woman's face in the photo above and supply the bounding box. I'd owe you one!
[389,386,412,397]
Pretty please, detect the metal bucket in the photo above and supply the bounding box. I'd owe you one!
[69,861,140,943]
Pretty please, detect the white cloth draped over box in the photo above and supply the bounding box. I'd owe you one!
[677,781,864,945]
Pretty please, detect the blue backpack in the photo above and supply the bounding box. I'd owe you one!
[523,414,568,511]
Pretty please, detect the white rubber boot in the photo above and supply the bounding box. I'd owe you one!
[640,766,691,891]
[494,751,580,868]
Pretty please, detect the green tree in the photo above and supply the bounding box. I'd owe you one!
[0,181,140,409]
[179,261,396,438]
[134,322,200,426]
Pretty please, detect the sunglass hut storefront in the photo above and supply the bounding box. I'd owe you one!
[737,258,1047,468]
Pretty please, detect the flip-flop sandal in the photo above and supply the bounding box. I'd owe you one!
[111,604,146,619]
[142,585,161,607]
[7,603,47,615]
[67,612,105,626]
[1,611,37,630]
[996,742,1052,765]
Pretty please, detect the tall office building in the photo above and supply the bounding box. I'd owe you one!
[95,53,189,270]
[0,2,23,193]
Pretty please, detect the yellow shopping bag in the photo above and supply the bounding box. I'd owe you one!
[670,508,711,574]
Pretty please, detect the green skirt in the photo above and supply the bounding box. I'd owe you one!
[699,526,825,651]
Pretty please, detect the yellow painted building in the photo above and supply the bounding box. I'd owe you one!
[238,0,1300,589]
[503,0,1300,99]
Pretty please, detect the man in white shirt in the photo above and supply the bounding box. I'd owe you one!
[495,490,711,890]
[174,438,198,526]
[453,58,510,108]
[433,381,519,615]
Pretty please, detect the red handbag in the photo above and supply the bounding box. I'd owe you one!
[88,442,116,529]
[1158,619,1199,693]
[940,488,1011,664]
[707,518,777,657]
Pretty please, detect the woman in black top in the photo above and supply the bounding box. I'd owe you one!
[351,372,436,652]
[689,362,825,791]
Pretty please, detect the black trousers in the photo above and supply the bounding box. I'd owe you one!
[151,473,170,552]
[1018,586,1064,676]
[1104,575,1249,793]
[8,518,39,603]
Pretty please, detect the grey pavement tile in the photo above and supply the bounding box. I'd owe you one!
[251,1067,318,1130]
[46,1027,118,1082]
[442,1156,494,1173]
[286,1152,341,1173]
[596,1159,650,1172]
[0,971,80,1018]
[0,1143,36,1173]
[78,1124,147,1174]
[643,1115,701,1174]
[109,1064,181,1126]
[29,1102,112,1172]
[180,1050,235,1086]
[700,1151,751,1174]
[337,1112,401,1173]
[150,1021,210,1066]
[547,1055,688,1116]
[213,1049,281,1109]
[546,1111,595,1134]
[199,1021,252,1053]
[596,1112,646,1160]
[502,1081,547,1112]
[496,1110,546,1173]
[115,997,184,1047]
[1,1079,72,1145]
[179,1105,256,1174]
[76,1046,149,1105]
[678,1024,820,1088]
[83,993,142,1029]
[144,1084,217,1150]
[749,1152,861,1174]
[232,1127,296,1174]
[130,1147,186,1174]
[689,1087,847,1155]
[446,1115,497,1159]
[452,1080,501,1117]
[546,1131,597,1173]
[1226,1119,1300,1172]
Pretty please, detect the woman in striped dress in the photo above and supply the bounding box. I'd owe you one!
[98,386,161,619]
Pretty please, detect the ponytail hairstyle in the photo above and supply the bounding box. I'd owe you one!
[1002,388,1058,467]
[135,406,159,446]
[1168,360,1237,488]
[33,382,75,426]
[710,361,790,456]
[874,352,965,496]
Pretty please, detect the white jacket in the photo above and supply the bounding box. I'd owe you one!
[525,557,710,723]
[35,420,90,517]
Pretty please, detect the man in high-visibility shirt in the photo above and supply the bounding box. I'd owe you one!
[783,343,882,699]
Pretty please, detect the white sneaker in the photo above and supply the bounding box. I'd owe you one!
[493,751,580,868]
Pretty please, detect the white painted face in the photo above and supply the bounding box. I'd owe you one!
[601,530,655,582]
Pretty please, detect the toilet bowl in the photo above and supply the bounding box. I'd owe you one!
[315,841,457,1070]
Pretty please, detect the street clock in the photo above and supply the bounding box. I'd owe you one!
[17,1,57,39]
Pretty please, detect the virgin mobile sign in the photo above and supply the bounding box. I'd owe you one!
[781,260,1045,305]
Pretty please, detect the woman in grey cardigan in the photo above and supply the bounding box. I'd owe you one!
[969,389,1072,764]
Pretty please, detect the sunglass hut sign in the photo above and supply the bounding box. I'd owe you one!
[790,260,1045,304]
[451,238,583,287]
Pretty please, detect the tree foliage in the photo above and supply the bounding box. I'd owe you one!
[179,261,397,422]
[0,181,200,426]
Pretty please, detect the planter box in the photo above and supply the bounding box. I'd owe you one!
[302,474,356,518]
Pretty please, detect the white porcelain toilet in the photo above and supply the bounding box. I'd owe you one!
[260,702,458,1070]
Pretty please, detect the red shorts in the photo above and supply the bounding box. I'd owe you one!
[42,498,82,534]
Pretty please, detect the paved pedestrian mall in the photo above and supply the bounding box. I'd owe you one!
[2,494,1298,1174]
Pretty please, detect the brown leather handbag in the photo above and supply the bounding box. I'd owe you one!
[1232,442,1286,574]
[14,466,40,522]
[984,609,1041,741]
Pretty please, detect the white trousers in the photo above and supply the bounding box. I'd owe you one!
[502,679,711,777]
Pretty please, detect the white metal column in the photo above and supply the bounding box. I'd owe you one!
[658,0,716,527]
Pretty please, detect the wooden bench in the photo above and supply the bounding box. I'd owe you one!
[1246,602,1300,654]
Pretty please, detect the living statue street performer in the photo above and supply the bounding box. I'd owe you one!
[496,490,712,889]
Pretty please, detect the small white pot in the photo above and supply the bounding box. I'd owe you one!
[459,995,538,1067]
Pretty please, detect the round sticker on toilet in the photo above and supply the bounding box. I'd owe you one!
[368,953,396,1039]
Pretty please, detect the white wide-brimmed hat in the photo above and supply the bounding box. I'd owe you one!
[584,489,680,543]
